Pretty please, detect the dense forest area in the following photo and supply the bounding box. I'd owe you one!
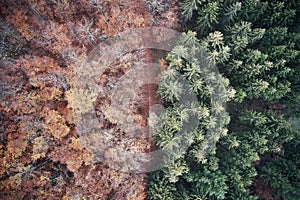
[0,0,299,200]
[148,0,300,199]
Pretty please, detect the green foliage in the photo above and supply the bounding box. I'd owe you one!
[148,31,232,200]
[196,1,220,34]
[163,158,189,183]
[157,71,184,103]
[147,171,177,200]
[221,2,242,25]
[260,133,300,199]
[227,190,258,200]
[239,110,293,152]
[179,0,300,102]
[184,167,228,199]
[181,0,205,22]
[148,1,300,199]
[239,0,268,23]
[259,2,296,27]
[145,0,169,15]
[217,109,295,199]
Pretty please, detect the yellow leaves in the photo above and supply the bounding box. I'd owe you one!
[65,158,82,173]
[31,136,48,161]
[66,88,98,115]
[6,136,27,158]
[40,87,63,101]
[65,138,93,172]
[43,109,70,139]
[134,192,147,200]
[39,174,49,182]
[133,15,145,27]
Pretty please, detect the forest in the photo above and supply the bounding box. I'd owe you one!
[0,0,299,200]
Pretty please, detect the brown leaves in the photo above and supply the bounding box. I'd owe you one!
[0,0,162,199]
[93,0,152,36]
[39,87,63,101]
[64,162,147,200]
[49,137,92,172]
[6,135,28,159]
[5,116,42,160]
[18,55,64,75]
[7,9,32,40]
[0,173,22,191]
[43,109,70,139]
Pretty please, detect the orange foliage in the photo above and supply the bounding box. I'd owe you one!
[7,9,32,40]
[48,137,92,172]
[0,0,174,198]
[42,109,70,139]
